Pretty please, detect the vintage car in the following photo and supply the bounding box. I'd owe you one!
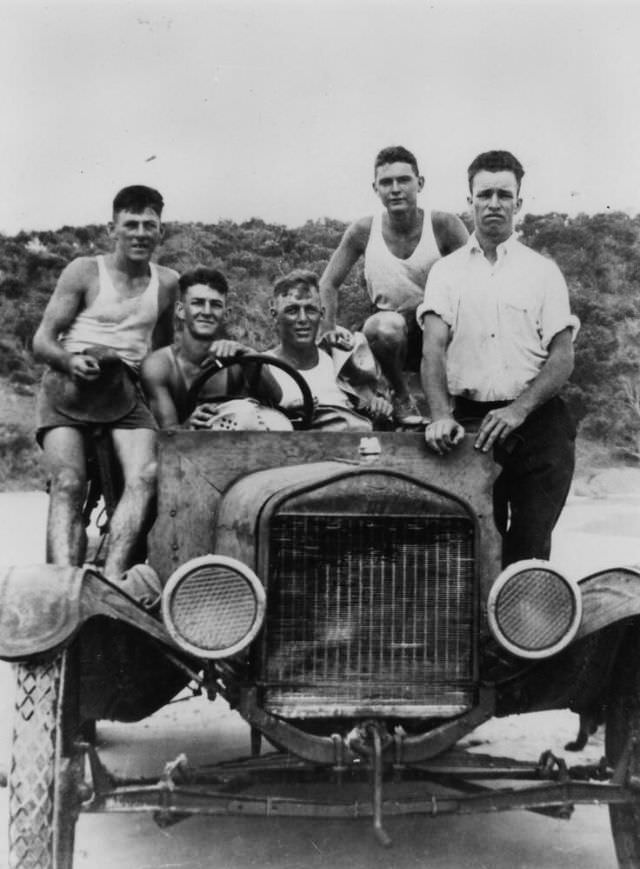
[2,355,640,869]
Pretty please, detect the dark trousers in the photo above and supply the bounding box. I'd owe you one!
[455,396,576,568]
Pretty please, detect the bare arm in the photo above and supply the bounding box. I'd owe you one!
[140,353,179,428]
[432,211,469,257]
[206,339,283,405]
[318,219,370,334]
[33,258,101,381]
[474,327,574,452]
[151,268,179,350]
[421,313,454,420]
[253,365,283,405]
[421,313,465,454]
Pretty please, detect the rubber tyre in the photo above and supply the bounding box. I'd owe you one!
[8,652,82,869]
[606,639,640,868]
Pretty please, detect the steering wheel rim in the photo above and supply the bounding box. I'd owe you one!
[185,353,315,430]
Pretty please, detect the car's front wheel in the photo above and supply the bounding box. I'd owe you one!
[8,650,83,869]
[606,633,640,868]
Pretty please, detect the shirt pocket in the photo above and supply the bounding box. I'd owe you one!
[498,299,539,346]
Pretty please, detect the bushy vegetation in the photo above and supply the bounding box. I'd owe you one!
[1,210,639,486]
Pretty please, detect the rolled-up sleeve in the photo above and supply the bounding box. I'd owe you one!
[540,260,580,348]
[416,260,456,330]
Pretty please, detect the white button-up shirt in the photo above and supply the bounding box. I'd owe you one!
[416,233,579,402]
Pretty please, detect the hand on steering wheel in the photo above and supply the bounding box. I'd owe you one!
[184,353,315,430]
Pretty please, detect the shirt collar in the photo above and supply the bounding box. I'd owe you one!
[468,231,518,258]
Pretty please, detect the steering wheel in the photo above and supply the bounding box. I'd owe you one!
[184,353,315,430]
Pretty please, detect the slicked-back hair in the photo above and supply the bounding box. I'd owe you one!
[272,269,319,299]
[467,151,525,193]
[374,146,419,177]
[179,266,229,298]
[112,185,165,218]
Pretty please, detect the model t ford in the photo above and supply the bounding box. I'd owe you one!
[2,356,640,868]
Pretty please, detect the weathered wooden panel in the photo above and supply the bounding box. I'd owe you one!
[148,431,501,593]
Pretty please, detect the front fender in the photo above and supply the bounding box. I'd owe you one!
[491,566,640,717]
[0,564,176,661]
[576,566,640,639]
[0,564,84,659]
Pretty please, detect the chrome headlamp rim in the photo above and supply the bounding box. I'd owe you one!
[162,554,266,659]
[487,558,582,660]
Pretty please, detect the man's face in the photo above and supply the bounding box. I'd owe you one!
[373,161,424,214]
[271,285,323,350]
[177,284,226,340]
[468,170,522,243]
[109,207,163,262]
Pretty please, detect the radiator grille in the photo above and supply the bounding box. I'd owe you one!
[262,513,475,716]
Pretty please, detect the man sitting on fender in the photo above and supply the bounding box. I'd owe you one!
[33,184,178,586]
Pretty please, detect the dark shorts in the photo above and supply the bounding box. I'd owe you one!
[399,308,423,372]
[36,380,157,447]
[359,307,423,373]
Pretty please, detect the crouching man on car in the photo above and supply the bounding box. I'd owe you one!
[419,150,579,567]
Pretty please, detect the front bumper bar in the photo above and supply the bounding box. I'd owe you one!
[76,742,636,846]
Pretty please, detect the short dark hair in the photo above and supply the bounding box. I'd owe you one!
[272,269,319,299]
[374,146,419,177]
[467,151,525,193]
[112,185,165,217]
[179,266,229,297]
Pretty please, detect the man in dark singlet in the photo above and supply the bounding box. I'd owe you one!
[319,145,468,424]
[141,266,282,429]
[33,185,179,582]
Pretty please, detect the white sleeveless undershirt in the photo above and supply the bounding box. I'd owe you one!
[61,255,159,370]
[268,349,350,409]
[364,210,441,312]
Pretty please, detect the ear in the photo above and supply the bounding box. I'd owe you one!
[158,222,165,240]
[466,195,473,209]
[417,175,425,191]
[107,220,116,238]
[515,196,523,215]
[176,299,185,320]
[269,303,277,319]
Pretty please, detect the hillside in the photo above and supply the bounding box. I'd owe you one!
[1,212,640,488]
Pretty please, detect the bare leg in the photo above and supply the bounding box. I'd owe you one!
[104,428,157,580]
[41,427,88,566]
[363,311,409,398]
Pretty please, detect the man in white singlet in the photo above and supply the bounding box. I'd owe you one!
[33,185,179,583]
[319,146,468,423]
[269,270,391,431]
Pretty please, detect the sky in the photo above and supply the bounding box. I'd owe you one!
[1,0,639,233]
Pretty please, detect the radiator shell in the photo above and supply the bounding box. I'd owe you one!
[256,469,479,718]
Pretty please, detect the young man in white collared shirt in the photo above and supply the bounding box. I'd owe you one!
[418,150,579,566]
